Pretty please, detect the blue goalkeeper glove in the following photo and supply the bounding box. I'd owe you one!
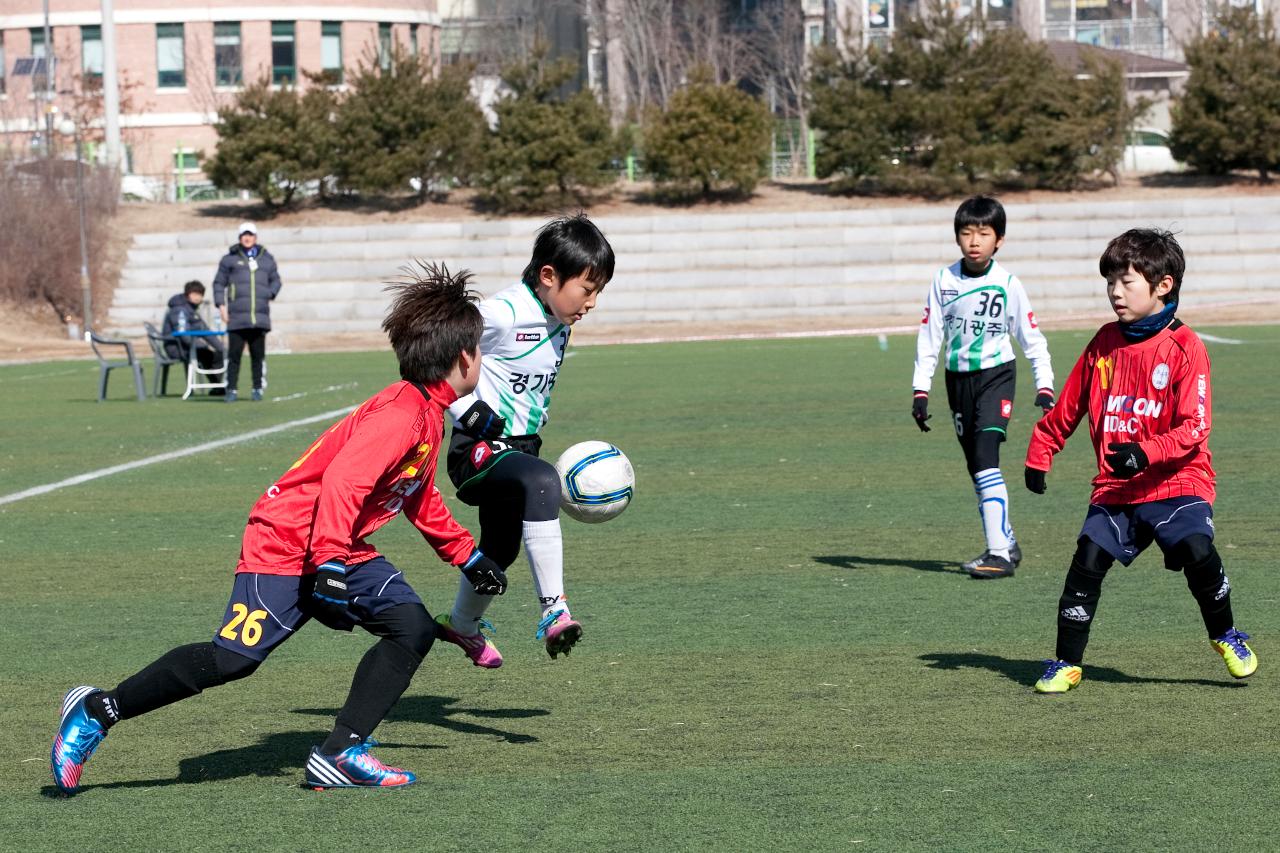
[458,401,506,440]
[310,560,355,631]
[461,549,507,596]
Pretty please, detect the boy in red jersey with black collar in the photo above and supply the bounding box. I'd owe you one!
[51,263,510,793]
[1024,229,1256,693]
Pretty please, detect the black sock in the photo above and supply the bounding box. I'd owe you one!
[325,638,424,752]
[320,724,364,756]
[1184,547,1234,639]
[112,643,227,720]
[86,691,121,729]
[1055,557,1108,665]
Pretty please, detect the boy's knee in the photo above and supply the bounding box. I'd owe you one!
[523,459,561,521]
[970,430,1004,473]
[377,604,435,659]
[1165,534,1215,571]
[214,646,260,683]
[1071,538,1115,578]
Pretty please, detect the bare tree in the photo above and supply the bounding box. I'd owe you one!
[746,0,811,175]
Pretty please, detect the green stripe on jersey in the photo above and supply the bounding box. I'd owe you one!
[966,329,986,372]
[496,322,567,362]
[524,393,549,435]
[496,386,519,434]
[946,332,963,372]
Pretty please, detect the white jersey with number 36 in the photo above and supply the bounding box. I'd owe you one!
[448,282,570,437]
[912,258,1054,394]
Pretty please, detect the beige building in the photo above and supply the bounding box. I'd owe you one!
[0,1,440,182]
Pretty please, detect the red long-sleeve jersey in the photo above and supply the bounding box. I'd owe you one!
[1026,320,1215,505]
[236,379,475,575]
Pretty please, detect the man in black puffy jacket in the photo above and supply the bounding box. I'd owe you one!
[212,222,282,402]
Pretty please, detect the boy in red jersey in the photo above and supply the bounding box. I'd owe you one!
[51,264,510,792]
[1024,229,1256,693]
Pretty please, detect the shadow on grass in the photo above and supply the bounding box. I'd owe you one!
[920,651,1247,688]
[816,554,960,574]
[294,694,548,744]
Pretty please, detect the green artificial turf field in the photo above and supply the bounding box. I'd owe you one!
[3,327,1277,851]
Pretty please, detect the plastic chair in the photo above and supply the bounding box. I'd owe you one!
[86,329,146,402]
[144,322,183,397]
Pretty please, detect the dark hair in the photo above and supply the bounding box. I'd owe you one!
[1099,228,1184,304]
[520,213,615,289]
[183,280,205,296]
[954,196,1006,239]
[382,261,484,384]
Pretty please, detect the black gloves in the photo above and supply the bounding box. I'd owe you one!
[1105,442,1149,479]
[461,550,507,596]
[1025,467,1046,494]
[912,392,931,432]
[311,560,355,631]
[1034,388,1055,414]
[458,401,506,440]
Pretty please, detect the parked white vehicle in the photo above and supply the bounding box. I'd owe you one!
[1121,128,1184,174]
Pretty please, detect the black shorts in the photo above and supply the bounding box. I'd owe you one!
[1080,497,1214,568]
[211,557,423,662]
[944,362,1016,440]
[447,431,542,505]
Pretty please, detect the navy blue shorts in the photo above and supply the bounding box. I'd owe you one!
[211,556,423,661]
[1079,497,1214,567]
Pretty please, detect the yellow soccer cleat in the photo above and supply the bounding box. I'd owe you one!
[1211,628,1257,679]
[1034,659,1082,694]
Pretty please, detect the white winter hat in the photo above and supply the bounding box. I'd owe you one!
[238,221,258,236]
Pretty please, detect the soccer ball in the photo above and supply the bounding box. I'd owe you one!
[554,440,635,524]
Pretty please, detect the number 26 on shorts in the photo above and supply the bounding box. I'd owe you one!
[219,602,268,647]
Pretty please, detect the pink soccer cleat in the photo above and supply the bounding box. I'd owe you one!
[536,609,583,659]
[435,614,503,668]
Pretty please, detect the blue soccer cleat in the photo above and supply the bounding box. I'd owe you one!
[51,685,108,794]
[304,739,416,789]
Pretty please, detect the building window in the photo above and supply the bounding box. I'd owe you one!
[156,23,185,88]
[379,23,393,70]
[410,23,419,56]
[321,21,343,84]
[173,148,200,171]
[29,27,47,58]
[215,22,242,87]
[0,36,6,95]
[272,21,296,85]
[807,22,824,45]
[81,26,103,80]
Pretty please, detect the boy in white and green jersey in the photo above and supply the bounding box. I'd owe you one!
[437,215,616,667]
[912,196,1055,578]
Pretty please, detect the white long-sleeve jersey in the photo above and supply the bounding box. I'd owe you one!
[912,258,1054,393]
[448,282,571,437]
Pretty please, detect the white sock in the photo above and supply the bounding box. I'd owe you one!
[524,519,568,618]
[449,574,494,636]
[974,467,1013,557]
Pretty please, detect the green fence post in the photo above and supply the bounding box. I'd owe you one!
[177,141,186,203]
[626,152,636,182]
[806,129,817,179]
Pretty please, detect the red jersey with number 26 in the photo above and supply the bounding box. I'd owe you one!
[236,379,475,575]
[1026,320,1214,505]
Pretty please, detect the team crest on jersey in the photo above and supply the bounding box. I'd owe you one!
[516,332,541,342]
[1151,362,1170,390]
[1001,399,1012,417]
[471,442,494,468]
